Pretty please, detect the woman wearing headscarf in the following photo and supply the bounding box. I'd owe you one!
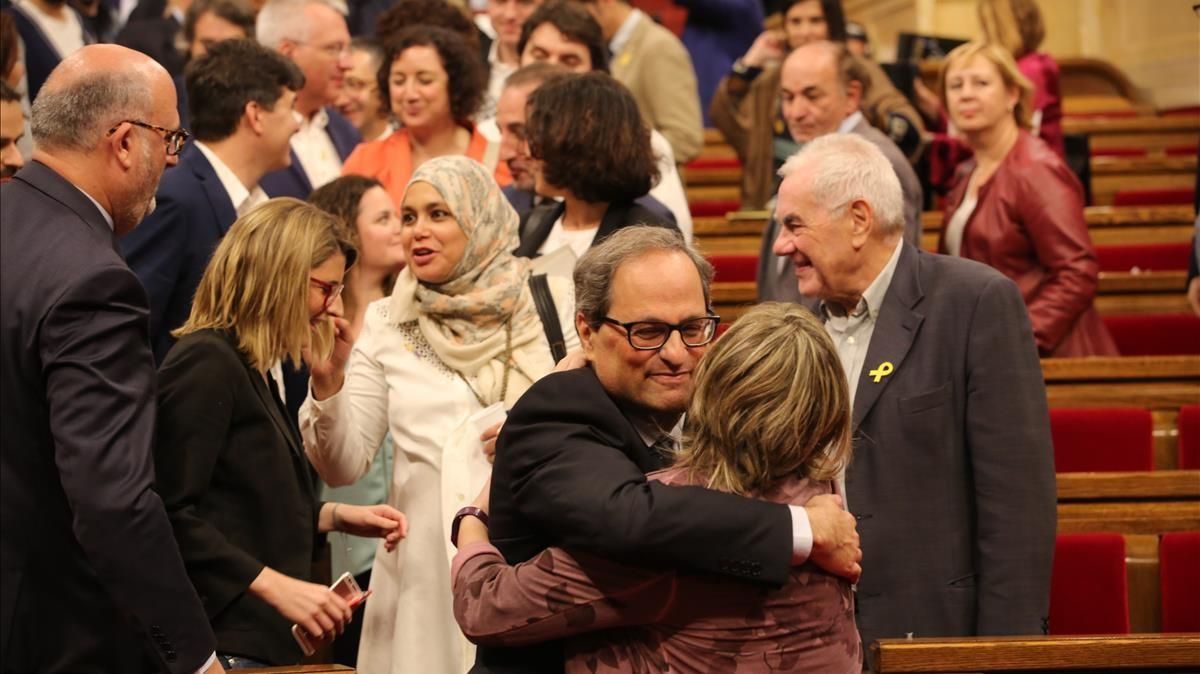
[300,156,578,674]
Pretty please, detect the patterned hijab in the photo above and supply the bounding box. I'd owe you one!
[389,156,544,404]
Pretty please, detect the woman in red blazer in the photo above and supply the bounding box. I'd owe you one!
[938,42,1117,358]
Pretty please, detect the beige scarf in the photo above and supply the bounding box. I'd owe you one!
[388,156,549,405]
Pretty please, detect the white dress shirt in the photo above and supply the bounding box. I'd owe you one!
[291,108,343,190]
[192,141,268,216]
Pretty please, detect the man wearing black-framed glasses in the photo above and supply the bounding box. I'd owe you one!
[477,226,862,674]
[1,45,222,674]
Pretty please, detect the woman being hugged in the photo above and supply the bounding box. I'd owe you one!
[154,198,408,669]
[938,42,1116,357]
[301,156,578,673]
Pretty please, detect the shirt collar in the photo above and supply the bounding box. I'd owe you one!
[193,141,252,210]
[298,107,330,133]
[78,186,114,231]
[609,8,643,56]
[837,110,864,135]
[821,239,903,323]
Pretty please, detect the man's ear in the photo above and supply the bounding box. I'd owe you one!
[108,122,136,170]
[245,100,265,135]
[277,39,298,60]
[576,312,597,358]
[848,199,874,249]
[845,79,864,113]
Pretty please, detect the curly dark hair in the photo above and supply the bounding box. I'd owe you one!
[526,72,659,204]
[517,0,608,73]
[781,0,847,43]
[185,38,305,142]
[377,26,485,126]
[374,0,480,51]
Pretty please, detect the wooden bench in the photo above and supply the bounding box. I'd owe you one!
[242,666,353,673]
[1091,155,1198,206]
[1064,115,1200,154]
[872,634,1200,673]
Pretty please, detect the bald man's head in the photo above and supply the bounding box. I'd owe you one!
[779,40,865,142]
[32,44,176,153]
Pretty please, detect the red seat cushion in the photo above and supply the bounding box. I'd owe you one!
[1049,407,1154,472]
[1178,405,1200,470]
[1160,532,1200,632]
[1095,243,1191,272]
[1049,533,1130,635]
[1102,314,1200,356]
[1091,147,1147,158]
[689,199,742,218]
[708,254,757,283]
[1165,145,1198,157]
[685,157,742,170]
[1112,188,1196,207]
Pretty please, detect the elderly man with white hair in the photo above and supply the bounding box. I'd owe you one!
[256,0,360,200]
[773,133,1056,665]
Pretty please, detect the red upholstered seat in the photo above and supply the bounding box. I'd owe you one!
[1102,314,1200,356]
[1111,188,1196,207]
[1095,243,1191,272]
[1165,145,1198,157]
[1160,532,1200,632]
[1179,405,1200,470]
[1091,147,1146,158]
[689,199,742,218]
[1049,407,1153,473]
[685,157,742,170]
[1049,533,1130,635]
[708,254,757,283]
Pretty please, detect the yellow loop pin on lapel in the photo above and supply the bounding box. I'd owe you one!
[868,361,894,383]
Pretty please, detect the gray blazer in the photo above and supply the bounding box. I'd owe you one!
[756,118,924,303]
[813,243,1056,660]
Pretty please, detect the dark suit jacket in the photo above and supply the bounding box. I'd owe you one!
[503,187,677,229]
[514,200,678,258]
[757,120,924,303]
[259,107,361,200]
[479,367,793,673]
[115,15,186,77]
[155,329,322,665]
[818,243,1056,660]
[121,145,238,364]
[4,3,95,101]
[0,161,215,673]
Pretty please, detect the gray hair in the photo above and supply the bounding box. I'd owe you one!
[257,0,341,49]
[31,72,152,152]
[573,226,713,327]
[778,133,905,235]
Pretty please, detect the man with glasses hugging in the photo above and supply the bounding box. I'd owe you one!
[474,226,863,673]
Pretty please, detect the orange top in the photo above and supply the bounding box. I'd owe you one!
[341,126,512,207]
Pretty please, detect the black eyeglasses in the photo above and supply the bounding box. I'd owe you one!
[107,119,190,156]
[600,315,720,351]
[310,277,345,309]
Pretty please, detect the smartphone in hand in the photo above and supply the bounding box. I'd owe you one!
[291,572,372,656]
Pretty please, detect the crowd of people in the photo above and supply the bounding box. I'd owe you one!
[1,0,1193,672]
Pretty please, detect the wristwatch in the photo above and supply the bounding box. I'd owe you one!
[450,506,489,548]
[731,59,763,82]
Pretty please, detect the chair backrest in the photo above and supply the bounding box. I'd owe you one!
[707,254,757,283]
[1159,531,1200,632]
[1049,407,1154,473]
[1049,533,1130,635]
[1178,405,1200,470]
[1102,314,1200,356]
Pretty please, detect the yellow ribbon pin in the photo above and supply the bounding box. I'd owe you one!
[868,361,894,383]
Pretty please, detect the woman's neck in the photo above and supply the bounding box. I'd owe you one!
[408,119,470,166]
[345,267,391,330]
[966,119,1020,172]
[360,116,392,143]
[561,195,609,231]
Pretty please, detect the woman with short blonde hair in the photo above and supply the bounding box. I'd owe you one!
[937,41,1117,357]
[451,302,861,672]
[155,198,410,668]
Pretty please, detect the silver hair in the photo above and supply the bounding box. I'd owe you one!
[31,72,152,152]
[573,226,714,328]
[778,133,905,235]
[256,0,341,49]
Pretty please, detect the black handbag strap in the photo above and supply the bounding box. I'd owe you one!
[528,273,567,363]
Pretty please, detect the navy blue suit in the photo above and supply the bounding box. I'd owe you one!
[1,161,216,673]
[259,107,361,200]
[3,3,94,101]
[121,145,237,364]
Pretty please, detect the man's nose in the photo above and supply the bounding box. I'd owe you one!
[772,226,795,256]
[657,329,689,364]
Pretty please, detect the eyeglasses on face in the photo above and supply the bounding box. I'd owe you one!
[106,119,190,156]
[600,315,721,351]
[295,40,351,58]
[310,277,345,309]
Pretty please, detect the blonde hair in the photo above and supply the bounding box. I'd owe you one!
[676,303,852,496]
[938,41,1034,131]
[175,198,356,372]
[977,0,1044,58]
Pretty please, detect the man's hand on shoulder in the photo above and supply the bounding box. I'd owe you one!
[804,494,862,583]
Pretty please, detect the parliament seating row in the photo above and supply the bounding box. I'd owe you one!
[871,633,1200,673]
[1050,405,1200,473]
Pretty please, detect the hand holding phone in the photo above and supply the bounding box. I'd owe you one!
[292,572,371,656]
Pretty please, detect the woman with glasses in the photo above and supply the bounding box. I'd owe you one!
[341,27,510,210]
[451,301,860,672]
[152,198,409,669]
[300,156,578,674]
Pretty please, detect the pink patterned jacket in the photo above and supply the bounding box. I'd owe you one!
[451,467,861,673]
